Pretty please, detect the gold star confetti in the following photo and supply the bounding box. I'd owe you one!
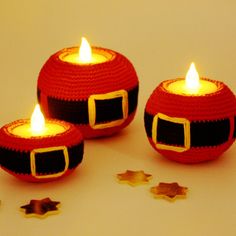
[117,170,152,186]
[20,197,61,218]
[150,182,188,201]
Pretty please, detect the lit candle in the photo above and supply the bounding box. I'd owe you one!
[37,37,139,139]
[60,37,108,64]
[11,104,66,138]
[144,63,236,164]
[167,63,218,95]
[0,104,84,182]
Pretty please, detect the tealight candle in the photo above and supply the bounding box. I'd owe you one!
[61,37,108,64]
[167,63,218,95]
[37,37,139,139]
[144,63,236,164]
[11,105,66,137]
[0,105,84,182]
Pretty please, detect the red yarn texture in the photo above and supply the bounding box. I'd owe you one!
[37,47,138,100]
[74,112,136,138]
[1,167,76,183]
[39,91,137,139]
[37,47,139,138]
[0,119,83,182]
[0,119,83,152]
[145,79,236,164]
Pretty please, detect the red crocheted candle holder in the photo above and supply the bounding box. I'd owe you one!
[37,47,139,139]
[144,79,236,164]
[0,119,84,182]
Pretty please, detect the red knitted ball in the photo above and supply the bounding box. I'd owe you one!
[144,79,236,164]
[37,47,139,139]
[0,119,84,182]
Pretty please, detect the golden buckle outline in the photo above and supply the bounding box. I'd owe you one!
[30,146,69,179]
[152,113,191,152]
[88,89,128,129]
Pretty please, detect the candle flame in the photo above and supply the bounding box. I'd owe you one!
[78,37,92,63]
[185,62,200,90]
[30,104,45,133]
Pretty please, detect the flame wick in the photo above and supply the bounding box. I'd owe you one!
[185,62,200,89]
[30,104,45,133]
[78,37,92,63]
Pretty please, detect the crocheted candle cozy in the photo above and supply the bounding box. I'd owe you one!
[144,79,236,164]
[37,47,139,139]
[0,120,84,182]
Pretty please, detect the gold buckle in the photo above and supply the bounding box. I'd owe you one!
[152,113,190,152]
[30,146,69,179]
[88,89,128,129]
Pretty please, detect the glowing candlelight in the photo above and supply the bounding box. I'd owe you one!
[144,62,236,164]
[77,37,92,63]
[60,37,108,64]
[185,62,200,91]
[31,104,45,134]
[0,105,84,182]
[167,62,218,95]
[9,104,66,138]
[37,36,139,138]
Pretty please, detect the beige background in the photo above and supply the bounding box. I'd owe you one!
[0,0,236,235]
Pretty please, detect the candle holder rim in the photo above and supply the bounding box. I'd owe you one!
[3,119,72,139]
[57,46,116,66]
[161,78,224,97]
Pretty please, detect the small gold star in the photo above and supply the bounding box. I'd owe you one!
[150,182,188,201]
[117,170,152,186]
[20,198,61,218]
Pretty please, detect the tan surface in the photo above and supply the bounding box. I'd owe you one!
[0,0,236,235]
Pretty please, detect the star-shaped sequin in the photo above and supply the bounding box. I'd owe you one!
[150,182,188,201]
[117,170,152,186]
[20,197,61,218]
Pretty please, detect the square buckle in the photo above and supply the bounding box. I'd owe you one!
[30,146,69,179]
[152,113,191,152]
[88,89,128,129]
